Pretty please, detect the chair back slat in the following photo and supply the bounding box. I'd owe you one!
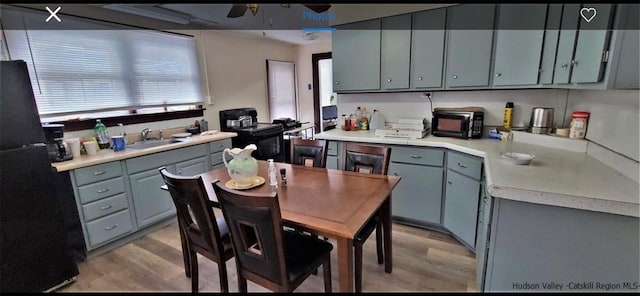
[212,182,288,286]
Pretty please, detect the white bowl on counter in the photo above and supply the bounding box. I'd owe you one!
[500,152,535,165]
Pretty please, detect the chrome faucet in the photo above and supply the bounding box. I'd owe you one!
[141,128,151,141]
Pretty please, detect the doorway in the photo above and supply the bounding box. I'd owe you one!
[312,52,335,133]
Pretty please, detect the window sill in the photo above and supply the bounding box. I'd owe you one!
[45,108,205,132]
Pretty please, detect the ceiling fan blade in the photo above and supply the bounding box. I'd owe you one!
[303,4,331,13]
[227,4,248,18]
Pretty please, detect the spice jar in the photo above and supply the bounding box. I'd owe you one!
[569,111,590,139]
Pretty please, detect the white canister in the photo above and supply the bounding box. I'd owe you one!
[569,111,590,139]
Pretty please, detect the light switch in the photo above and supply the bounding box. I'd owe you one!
[308,83,312,90]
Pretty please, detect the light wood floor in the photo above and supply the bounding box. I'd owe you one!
[61,220,477,292]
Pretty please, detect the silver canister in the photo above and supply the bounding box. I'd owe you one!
[529,107,554,134]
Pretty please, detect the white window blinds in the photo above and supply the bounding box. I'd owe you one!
[267,60,297,121]
[3,9,203,117]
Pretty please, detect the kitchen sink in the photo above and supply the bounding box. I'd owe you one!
[126,139,179,150]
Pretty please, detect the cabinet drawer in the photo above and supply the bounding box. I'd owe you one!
[85,209,133,247]
[82,193,128,222]
[390,146,444,166]
[209,139,232,153]
[211,151,224,167]
[447,151,483,180]
[75,162,122,186]
[126,144,207,174]
[77,177,126,204]
[327,141,338,156]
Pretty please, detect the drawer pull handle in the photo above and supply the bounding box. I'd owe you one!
[96,188,110,193]
[409,155,422,159]
[104,224,119,231]
[93,171,106,175]
[447,180,452,185]
[457,163,467,168]
[100,204,114,210]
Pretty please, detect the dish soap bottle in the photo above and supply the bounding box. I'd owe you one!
[95,119,110,149]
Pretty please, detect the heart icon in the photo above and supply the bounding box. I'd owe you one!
[580,7,597,23]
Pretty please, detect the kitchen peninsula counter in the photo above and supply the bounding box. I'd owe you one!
[315,129,639,218]
[52,132,237,172]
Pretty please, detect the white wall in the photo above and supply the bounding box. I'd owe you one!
[196,31,297,130]
[337,89,569,128]
[565,89,639,161]
[294,40,332,124]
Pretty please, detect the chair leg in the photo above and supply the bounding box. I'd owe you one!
[190,251,199,292]
[217,260,229,293]
[311,234,319,275]
[355,242,363,293]
[179,226,191,278]
[323,255,332,293]
[237,273,248,293]
[376,221,384,265]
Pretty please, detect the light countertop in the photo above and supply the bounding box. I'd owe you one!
[52,132,237,172]
[315,129,640,217]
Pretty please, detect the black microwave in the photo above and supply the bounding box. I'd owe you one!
[431,107,484,139]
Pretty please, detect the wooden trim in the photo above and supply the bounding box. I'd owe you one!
[312,52,332,134]
[49,109,204,131]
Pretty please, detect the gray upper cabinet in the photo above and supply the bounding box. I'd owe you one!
[539,4,563,84]
[410,8,446,89]
[492,4,547,86]
[611,4,639,89]
[571,4,614,83]
[554,4,615,84]
[332,19,381,91]
[381,14,411,90]
[445,4,496,88]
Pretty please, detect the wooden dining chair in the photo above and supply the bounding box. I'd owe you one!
[289,138,327,168]
[342,143,390,292]
[159,168,234,293]
[212,181,333,293]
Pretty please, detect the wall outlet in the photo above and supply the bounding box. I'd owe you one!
[206,95,214,105]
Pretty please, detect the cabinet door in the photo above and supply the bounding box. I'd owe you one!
[493,4,547,86]
[475,180,492,291]
[389,162,443,224]
[571,4,614,83]
[445,4,495,88]
[539,4,563,84]
[175,156,208,177]
[553,4,580,84]
[332,19,381,91]
[411,8,446,89]
[326,156,338,170]
[443,169,481,247]
[130,167,176,228]
[381,14,411,90]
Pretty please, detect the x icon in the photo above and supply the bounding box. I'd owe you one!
[45,6,61,23]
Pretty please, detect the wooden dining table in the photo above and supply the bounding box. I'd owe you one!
[198,160,401,292]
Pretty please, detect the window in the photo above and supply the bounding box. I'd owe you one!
[2,8,203,119]
[266,60,297,121]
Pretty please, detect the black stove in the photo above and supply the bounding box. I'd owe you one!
[220,108,285,162]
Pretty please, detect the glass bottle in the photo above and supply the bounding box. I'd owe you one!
[354,107,362,129]
[349,114,358,130]
[361,107,370,130]
[268,159,277,186]
[95,119,110,149]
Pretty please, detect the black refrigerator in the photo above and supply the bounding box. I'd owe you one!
[0,60,80,292]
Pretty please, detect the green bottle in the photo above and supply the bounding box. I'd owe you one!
[95,119,110,149]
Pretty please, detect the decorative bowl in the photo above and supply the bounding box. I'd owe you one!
[500,152,535,165]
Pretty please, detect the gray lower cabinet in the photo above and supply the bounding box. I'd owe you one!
[492,4,547,86]
[326,141,340,170]
[443,169,481,248]
[389,162,443,224]
[475,178,492,292]
[484,198,639,291]
[175,156,208,176]
[129,166,176,228]
[445,4,495,88]
[210,138,232,170]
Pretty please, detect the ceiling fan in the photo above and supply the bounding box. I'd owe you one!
[226,3,332,18]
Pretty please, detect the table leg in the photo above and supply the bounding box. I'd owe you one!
[382,195,392,273]
[337,237,354,292]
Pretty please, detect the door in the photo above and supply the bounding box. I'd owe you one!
[570,4,614,83]
[381,14,411,90]
[492,4,547,86]
[389,162,443,224]
[130,167,176,228]
[411,8,446,89]
[445,4,496,88]
[332,19,381,91]
[312,52,334,133]
[443,169,481,247]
